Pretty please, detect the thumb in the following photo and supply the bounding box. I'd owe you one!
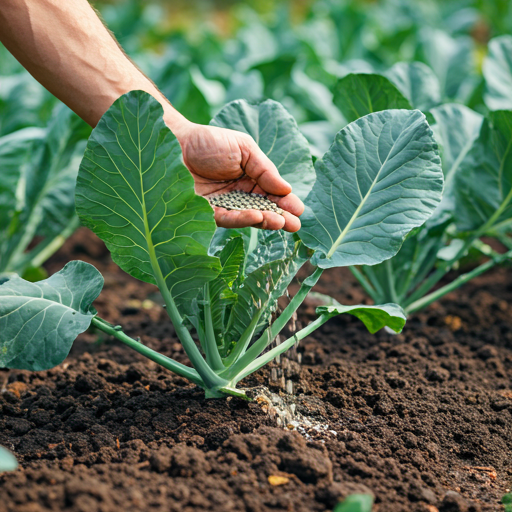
[240,136,292,196]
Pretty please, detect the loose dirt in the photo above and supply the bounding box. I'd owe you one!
[1,228,511,512]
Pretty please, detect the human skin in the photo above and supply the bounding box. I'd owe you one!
[0,0,304,231]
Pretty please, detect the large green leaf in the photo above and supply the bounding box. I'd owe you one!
[483,36,512,111]
[210,99,315,200]
[0,261,103,371]
[418,29,475,100]
[385,62,441,111]
[0,446,18,473]
[76,90,221,303]
[299,110,443,268]
[317,302,406,334]
[431,104,483,179]
[333,73,411,123]
[0,106,89,275]
[454,110,512,233]
[0,128,45,236]
[429,104,483,224]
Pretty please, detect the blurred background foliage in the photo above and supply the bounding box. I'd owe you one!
[1,0,512,282]
[2,0,512,147]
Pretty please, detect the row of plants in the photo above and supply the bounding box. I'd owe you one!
[333,68,512,315]
[1,3,511,510]
[1,0,511,296]
[0,90,443,396]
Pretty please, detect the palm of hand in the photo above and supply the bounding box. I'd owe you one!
[177,124,304,232]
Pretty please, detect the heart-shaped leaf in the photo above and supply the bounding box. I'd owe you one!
[333,73,411,123]
[76,91,221,304]
[299,109,443,268]
[0,261,103,371]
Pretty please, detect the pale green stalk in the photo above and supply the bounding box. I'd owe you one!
[91,317,204,387]
[349,265,378,301]
[203,283,226,372]
[220,267,323,381]
[222,307,264,366]
[231,315,330,384]
[405,249,512,314]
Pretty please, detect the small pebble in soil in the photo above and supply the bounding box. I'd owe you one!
[209,190,283,214]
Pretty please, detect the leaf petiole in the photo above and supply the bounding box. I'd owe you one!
[203,283,226,372]
[220,266,324,381]
[91,317,205,387]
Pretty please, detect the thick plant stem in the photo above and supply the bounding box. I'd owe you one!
[220,266,324,381]
[138,148,226,391]
[403,236,475,308]
[232,315,330,384]
[405,250,512,315]
[154,269,227,390]
[385,259,399,303]
[203,283,225,372]
[349,265,378,301]
[91,317,205,387]
[362,265,386,301]
[16,217,81,274]
[222,308,264,367]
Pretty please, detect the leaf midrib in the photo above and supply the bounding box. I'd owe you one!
[326,122,400,259]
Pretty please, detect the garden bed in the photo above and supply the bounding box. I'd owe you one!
[1,228,511,512]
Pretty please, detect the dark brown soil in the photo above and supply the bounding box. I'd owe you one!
[1,228,512,512]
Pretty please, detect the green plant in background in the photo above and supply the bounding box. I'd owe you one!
[336,40,512,316]
[1,0,510,293]
[334,494,374,512]
[0,106,91,282]
[0,91,443,398]
[503,493,512,512]
[0,446,17,473]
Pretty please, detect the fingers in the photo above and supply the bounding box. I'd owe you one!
[280,211,301,232]
[214,208,264,229]
[268,192,305,218]
[214,207,301,232]
[241,137,292,196]
[246,185,305,218]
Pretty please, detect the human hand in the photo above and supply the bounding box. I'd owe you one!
[169,121,305,232]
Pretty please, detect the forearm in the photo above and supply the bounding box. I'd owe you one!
[0,0,188,132]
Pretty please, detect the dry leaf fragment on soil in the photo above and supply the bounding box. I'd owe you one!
[444,315,462,331]
[464,466,497,481]
[268,475,290,486]
[5,381,28,399]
